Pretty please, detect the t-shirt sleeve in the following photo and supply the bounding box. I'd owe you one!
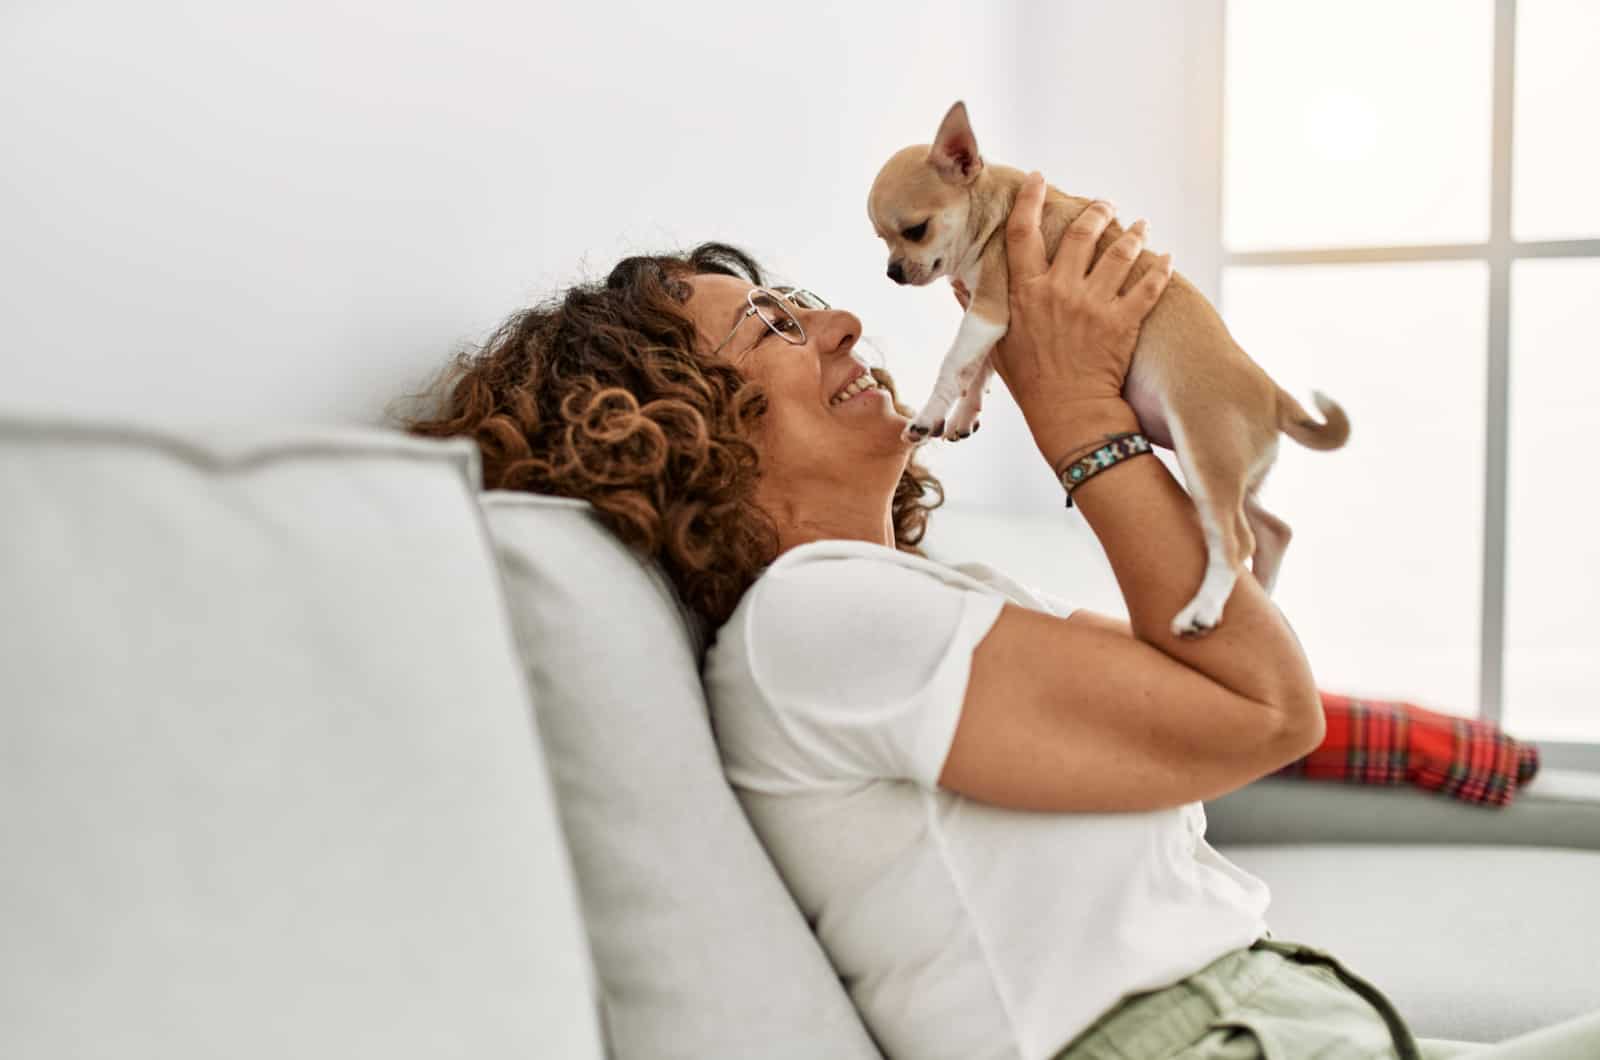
[1028,585,1079,620]
[744,554,1007,788]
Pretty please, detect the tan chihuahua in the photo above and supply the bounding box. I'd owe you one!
[867,101,1350,637]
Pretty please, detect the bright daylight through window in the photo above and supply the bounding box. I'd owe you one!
[1220,0,1599,749]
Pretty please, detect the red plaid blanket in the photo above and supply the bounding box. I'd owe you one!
[1273,690,1541,807]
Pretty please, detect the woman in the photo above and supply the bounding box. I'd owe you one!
[406,175,1597,1059]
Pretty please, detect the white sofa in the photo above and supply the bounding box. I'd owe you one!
[4,412,1597,1058]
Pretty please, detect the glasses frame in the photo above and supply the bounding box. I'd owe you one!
[711,286,831,358]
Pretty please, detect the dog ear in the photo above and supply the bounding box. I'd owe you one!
[928,101,983,186]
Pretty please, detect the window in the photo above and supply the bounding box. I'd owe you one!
[1221,0,1600,757]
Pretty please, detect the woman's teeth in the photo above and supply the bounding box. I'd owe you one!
[829,372,880,406]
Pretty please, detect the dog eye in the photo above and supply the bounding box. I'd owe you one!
[901,221,929,242]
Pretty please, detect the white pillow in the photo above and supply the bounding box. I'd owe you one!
[480,490,882,1060]
[0,413,603,1060]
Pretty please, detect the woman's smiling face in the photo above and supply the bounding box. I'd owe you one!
[688,273,915,457]
[686,274,913,512]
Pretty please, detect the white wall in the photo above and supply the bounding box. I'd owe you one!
[932,0,1225,510]
[0,0,1217,512]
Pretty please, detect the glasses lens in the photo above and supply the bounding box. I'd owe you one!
[751,291,805,344]
[780,287,830,310]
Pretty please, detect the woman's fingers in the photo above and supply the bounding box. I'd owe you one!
[1119,251,1175,316]
[1004,172,1050,281]
[1087,218,1148,299]
[1052,199,1117,282]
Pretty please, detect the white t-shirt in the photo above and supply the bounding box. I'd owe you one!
[703,539,1271,1060]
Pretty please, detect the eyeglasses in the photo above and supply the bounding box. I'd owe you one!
[711,286,831,358]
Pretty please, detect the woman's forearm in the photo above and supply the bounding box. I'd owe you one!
[1043,398,1322,734]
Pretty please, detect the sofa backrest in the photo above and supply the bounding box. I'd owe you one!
[0,413,603,1059]
[480,490,883,1060]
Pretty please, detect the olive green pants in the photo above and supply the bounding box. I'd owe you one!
[1053,937,1600,1059]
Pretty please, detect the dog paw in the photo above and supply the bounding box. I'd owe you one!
[944,404,982,442]
[1172,616,1215,639]
[902,412,948,443]
[1171,593,1225,639]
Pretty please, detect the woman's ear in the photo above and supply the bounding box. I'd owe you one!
[928,101,983,186]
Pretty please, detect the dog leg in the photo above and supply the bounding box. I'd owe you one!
[905,312,1004,442]
[944,357,995,441]
[1243,494,1292,595]
[1167,415,1255,638]
[1170,496,1248,638]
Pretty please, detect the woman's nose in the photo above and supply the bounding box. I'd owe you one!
[817,309,862,356]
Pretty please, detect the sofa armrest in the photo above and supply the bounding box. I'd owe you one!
[1204,770,1600,852]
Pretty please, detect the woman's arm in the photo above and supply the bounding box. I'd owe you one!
[936,176,1322,814]
[1049,396,1321,724]
[938,444,1324,813]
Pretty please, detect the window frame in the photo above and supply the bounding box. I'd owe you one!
[1219,0,1600,770]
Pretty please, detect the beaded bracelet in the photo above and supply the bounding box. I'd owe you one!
[1050,431,1141,481]
[1053,432,1125,469]
[1055,432,1153,508]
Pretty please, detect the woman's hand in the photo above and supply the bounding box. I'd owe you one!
[954,172,1172,430]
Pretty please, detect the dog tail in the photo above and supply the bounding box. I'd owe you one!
[1276,387,1350,451]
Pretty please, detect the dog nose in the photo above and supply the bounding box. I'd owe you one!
[887,261,906,285]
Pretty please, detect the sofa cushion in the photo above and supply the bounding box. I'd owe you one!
[1206,775,1600,852]
[479,491,882,1060]
[0,414,602,1060]
[1220,843,1600,1044]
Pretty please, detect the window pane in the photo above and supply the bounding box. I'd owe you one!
[1504,258,1600,740]
[1224,0,1493,251]
[1221,263,1488,715]
[1513,0,1600,241]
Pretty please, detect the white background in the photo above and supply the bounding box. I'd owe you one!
[4,0,1593,739]
[0,0,1222,514]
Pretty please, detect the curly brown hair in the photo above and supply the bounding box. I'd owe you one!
[397,242,944,627]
